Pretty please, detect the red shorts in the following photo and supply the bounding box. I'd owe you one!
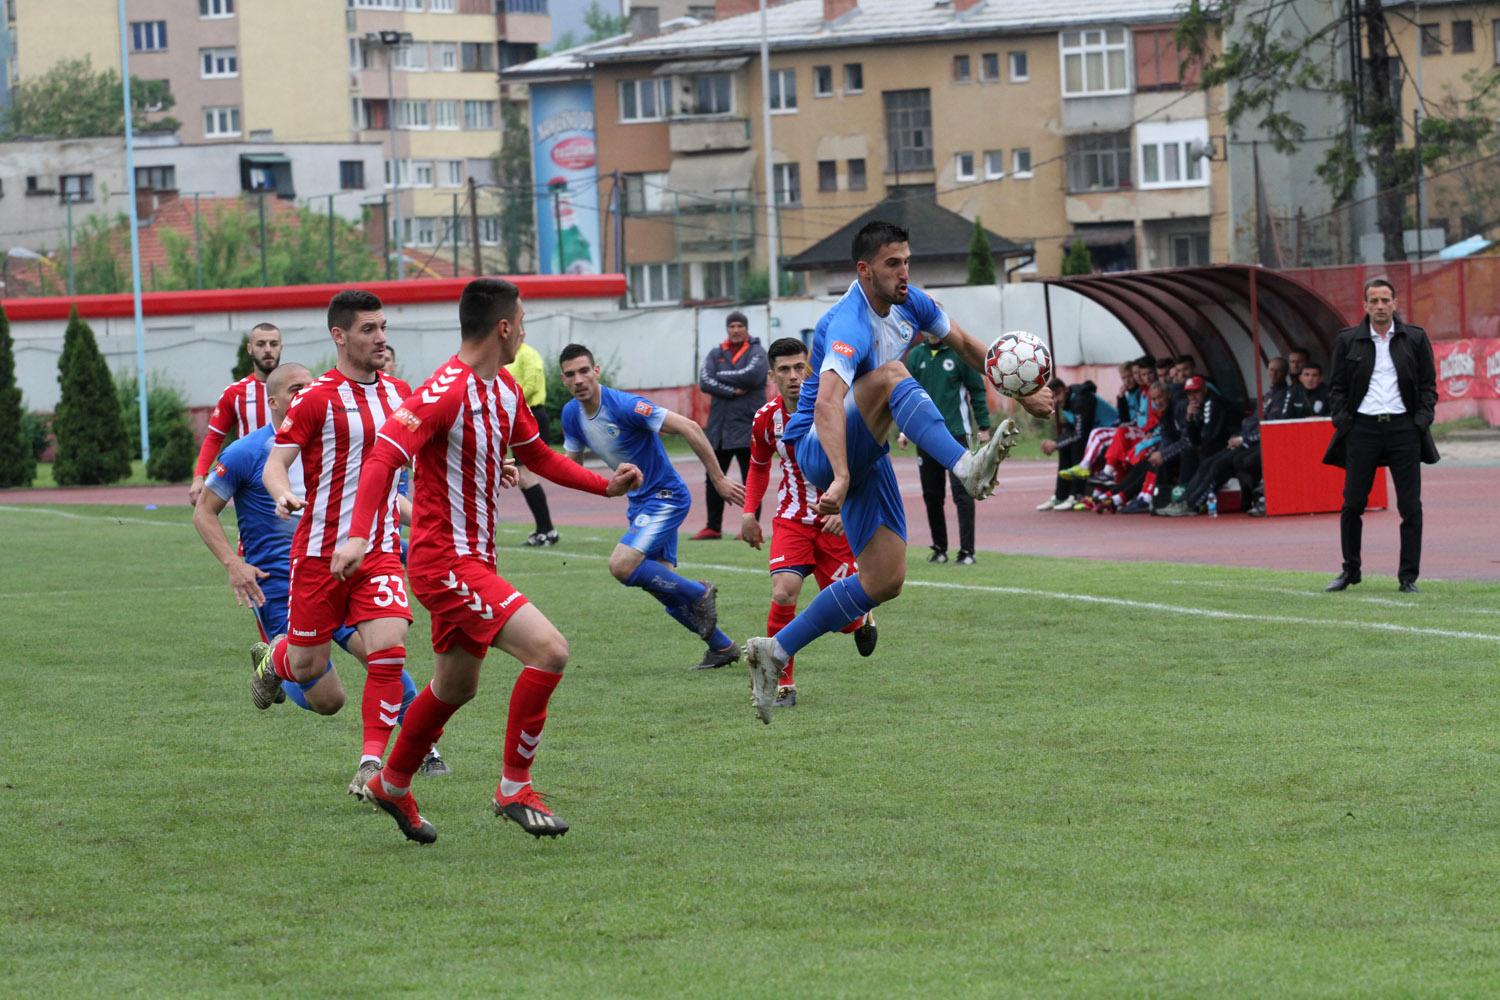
[768,518,857,588]
[287,551,413,647]
[409,555,530,658]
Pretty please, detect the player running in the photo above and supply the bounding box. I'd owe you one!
[742,221,1054,723]
[558,344,747,670]
[335,278,641,844]
[260,290,419,798]
[190,322,283,505]
[741,337,877,709]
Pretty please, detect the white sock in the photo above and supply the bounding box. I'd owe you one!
[360,753,381,766]
[500,777,530,798]
[380,775,409,797]
[771,638,789,663]
[952,451,974,479]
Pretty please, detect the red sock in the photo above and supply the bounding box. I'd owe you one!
[767,602,797,686]
[382,685,460,788]
[361,645,407,760]
[271,636,295,682]
[501,666,562,785]
[837,612,863,635]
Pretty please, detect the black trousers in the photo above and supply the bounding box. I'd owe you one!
[1232,446,1262,497]
[703,446,751,532]
[918,436,975,554]
[1341,413,1423,583]
[1055,439,1084,499]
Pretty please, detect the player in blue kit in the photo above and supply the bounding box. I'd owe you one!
[191,362,447,773]
[558,343,748,670]
[742,221,1056,722]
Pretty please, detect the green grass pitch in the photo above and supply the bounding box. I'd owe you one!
[3,503,1500,997]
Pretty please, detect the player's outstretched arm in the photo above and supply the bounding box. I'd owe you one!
[740,454,771,549]
[661,411,747,506]
[192,490,269,608]
[813,371,850,515]
[262,445,305,518]
[947,316,1055,418]
[513,437,616,496]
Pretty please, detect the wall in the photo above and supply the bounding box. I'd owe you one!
[0,137,126,253]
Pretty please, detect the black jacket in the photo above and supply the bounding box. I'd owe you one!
[699,337,769,449]
[1321,320,1440,468]
[1186,391,1234,454]
[1282,383,1330,420]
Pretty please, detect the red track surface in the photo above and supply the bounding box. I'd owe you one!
[5,457,1497,582]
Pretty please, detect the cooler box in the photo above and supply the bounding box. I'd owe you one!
[1260,417,1387,516]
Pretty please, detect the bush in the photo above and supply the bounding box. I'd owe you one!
[21,410,51,460]
[146,420,195,482]
[738,269,802,302]
[52,308,132,486]
[0,303,36,487]
[966,217,997,286]
[115,370,196,481]
[1061,239,1094,276]
[231,337,254,380]
[541,354,619,441]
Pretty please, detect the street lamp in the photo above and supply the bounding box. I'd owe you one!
[365,29,414,280]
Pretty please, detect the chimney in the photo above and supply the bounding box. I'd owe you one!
[714,0,758,19]
[953,0,982,10]
[823,0,857,22]
[629,5,660,38]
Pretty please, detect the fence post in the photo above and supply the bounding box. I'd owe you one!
[452,192,461,276]
[193,192,204,289]
[327,193,336,282]
[257,193,269,287]
[382,194,392,280]
[64,197,75,295]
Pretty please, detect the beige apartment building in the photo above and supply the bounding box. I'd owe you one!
[10,0,548,267]
[569,0,1227,304]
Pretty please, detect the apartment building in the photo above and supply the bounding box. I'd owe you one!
[9,0,549,267]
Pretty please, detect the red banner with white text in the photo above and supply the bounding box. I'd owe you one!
[1433,339,1500,401]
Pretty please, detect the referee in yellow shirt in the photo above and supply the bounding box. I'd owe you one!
[505,341,558,546]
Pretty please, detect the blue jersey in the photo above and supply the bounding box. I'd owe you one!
[561,386,687,503]
[203,424,302,587]
[783,280,950,444]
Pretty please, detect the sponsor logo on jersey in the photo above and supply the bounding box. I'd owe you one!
[634,401,654,416]
[213,462,228,478]
[392,407,422,431]
[279,416,294,432]
[831,341,855,358]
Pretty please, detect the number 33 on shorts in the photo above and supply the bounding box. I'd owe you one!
[370,574,409,608]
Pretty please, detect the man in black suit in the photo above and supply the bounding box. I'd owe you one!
[1322,277,1440,593]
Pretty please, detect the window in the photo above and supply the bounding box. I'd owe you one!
[434,42,457,70]
[980,53,999,82]
[460,41,494,71]
[623,171,668,213]
[847,158,866,190]
[356,98,389,130]
[131,20,167,52]
[773,162,801,204]
[984,149,1004,179]
[701,260,741,300]
[953,152,975,181]
[396,99,430,129]
[136,165,176,190]
[1134,27,1193,91]
[818,159,837,192]
[1453,20,1474,54]
[844,63,863,93]
[1060,27,1129,96]
[479,217,500,245]
[884,88,933,172]
[952,54,971,83]
[442,160,464,187]
[769,68,796,112]
[204,106,241,137]
[1138,119,1209,188]
[628,262,681,305]
[412,161,434,187]
[1009,51,1029,82]
[199,0,234,17]
[619,78,670,122]
[414,217,436,246]
[1170,233,1211,266]
[394,43,427,71]
[1421,23,1441,56]
[463,100,496,129]
[201,47,238,78]
[1012,147,1032,177]
[434,100,459,129]
[339,160,365,190]
[1067,132,1131,191]
[813,65,833,97]
[60,174,94,203]
[677,72,732,116]
[432,0,454,10]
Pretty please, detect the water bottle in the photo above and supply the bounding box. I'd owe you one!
[1206,489,1218,519]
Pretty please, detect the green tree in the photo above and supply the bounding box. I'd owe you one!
[965,217,997,285]
[583,0,629,40]
[53,308,132,486]
[71,213,129,295]
[0,304,37,487]
[154,199,380,290]
[0,56,178,139]
[738,268,801,302]
[231,337,255,380]
[1061,239,1094,276]
[498,102,536,272]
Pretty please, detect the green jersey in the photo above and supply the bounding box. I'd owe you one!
[904,340,990,440]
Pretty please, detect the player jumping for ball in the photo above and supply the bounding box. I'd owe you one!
[336,279,641,844]
[742,221,1055,723]
[740,337,877,709]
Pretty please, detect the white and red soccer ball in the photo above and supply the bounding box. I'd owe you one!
[984,330,1052,398]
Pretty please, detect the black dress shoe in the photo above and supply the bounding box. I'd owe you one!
[1398,581,1419,594]
[1325,572,1361,592]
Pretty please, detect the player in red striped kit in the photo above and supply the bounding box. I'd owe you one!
[335,278,641,844]
[260,291,416,799]
[190,322,283,505]
[741,337,876,710]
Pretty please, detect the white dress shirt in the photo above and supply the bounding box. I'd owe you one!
[1357,321,1406,416]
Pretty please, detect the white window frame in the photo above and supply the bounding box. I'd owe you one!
[200,47,238,79]
[479,217,500,245]
[983,149,1004,180]
[131,20,168,52]
[673,72,733,118]
[431,0,454,10]
[1012,147,1032,177]
[433,99,459,130]
[415,217,436,246]
[955,151,976,181]
[623,171,669,213]
[1137,119,1210,190]
[394,43,427,71]
[618,77,670,123]
[199,0,235,18]
[463,100,495,129]
[628,262,682,305]
[768,68,797,113]
[412,161,434,188]
[396,99,430,130]
[441,160,464,187]
[434,42,458,71]
[203,106,240,137]
[843,62,863,94]
[1060,27,1130,97]
[1009,50,1030,82]
[773,162,800,205]
[813,65,833,98]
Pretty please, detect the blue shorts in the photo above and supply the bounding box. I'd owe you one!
[251,583,354,651]
[622,491,690,566]
[792,397,905,557]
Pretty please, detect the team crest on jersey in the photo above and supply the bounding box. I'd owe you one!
[942,358,955,371]
[392,407,421,430]
[899,321,914,340]
[831,341,855,357]
[279,415,294,432]
[634,401,653,416]
[213,462,227,478]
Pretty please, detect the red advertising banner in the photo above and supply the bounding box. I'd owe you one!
[1433,338,1500,401]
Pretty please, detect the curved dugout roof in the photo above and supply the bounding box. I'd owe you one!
[1042,266,1346,404]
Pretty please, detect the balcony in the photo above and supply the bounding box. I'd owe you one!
[669,117,750,154]
[1065,185,1211,225]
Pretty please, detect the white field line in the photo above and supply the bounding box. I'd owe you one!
[0,504,190,528]
[1172,578,1500,615]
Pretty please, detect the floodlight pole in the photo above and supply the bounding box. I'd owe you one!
[118,0,150,463]
[758,0,778,316]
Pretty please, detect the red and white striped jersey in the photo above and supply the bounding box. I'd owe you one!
[749,397,821,525]
[194,374,274,476]
[374,356,539,568]
[274,369,411,558]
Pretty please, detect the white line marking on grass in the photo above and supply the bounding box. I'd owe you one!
[0,583,224,599]
[1171,578,1500,614]
[0,504,189,528]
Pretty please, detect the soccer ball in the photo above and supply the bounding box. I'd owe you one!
[985,330,1052,398]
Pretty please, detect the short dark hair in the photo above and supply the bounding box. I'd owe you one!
[1155,356,1172,369]
[384,343,396,360]
[768,336,807,362]
[726,310,749,329]
[1135,354,1155,368]
[1301,361,1322,374]
[459,278,520,341]
[559,343,595,368]
[851,220,909,264]
[1177,354,1197,369]
[250,322,280,337]
[1363,276,1396,298]
[1287,345,1309,359]
[328,289,382,332]
[1047,376,1066,392]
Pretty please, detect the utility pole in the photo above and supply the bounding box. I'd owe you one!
[118,0,150,463]
[366,30,413,279]
[553,181,566,274]
[468,177,482,275]
[758,0,779,311]
[256,193,269,286]
[327,193,337,281]
[193,192,204,289]
[63,196,75,295]
[452,192,461,275]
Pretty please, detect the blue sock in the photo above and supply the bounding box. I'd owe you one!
[707,627,734,652]
[285,661,334,712]
[625,560,706,607]
[775,576,879,657]
[398,670,417,723]
[890,377,966,469]
[332,625,357,653]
